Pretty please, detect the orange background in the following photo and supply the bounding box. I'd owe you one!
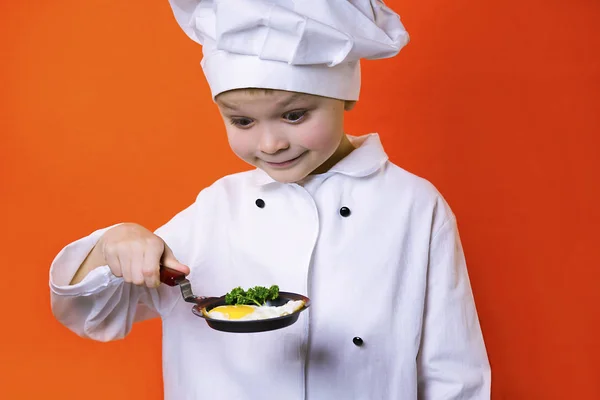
[1,0,599,398]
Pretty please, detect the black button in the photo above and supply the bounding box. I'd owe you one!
[255,199,265,208]
[340,207,351,217]
[353,337,363,346]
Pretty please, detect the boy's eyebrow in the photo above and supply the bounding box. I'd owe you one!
[217,100,239,110]
[275,93,308,108]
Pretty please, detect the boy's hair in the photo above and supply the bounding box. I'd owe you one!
[216,88,274,99]
[216,87,358,111]
[243,88,274,95]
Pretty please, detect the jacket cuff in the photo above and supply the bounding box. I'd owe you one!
[49,224,123,296]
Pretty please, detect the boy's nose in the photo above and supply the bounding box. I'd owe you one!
[258,128,290,155]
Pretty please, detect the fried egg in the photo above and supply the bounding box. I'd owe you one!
[206,300,305,321]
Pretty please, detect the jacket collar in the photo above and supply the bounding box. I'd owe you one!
[250,133,388,186]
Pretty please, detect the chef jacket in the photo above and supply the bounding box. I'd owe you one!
[50,133,491,400]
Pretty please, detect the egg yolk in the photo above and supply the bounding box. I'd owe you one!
[209,305,255,320]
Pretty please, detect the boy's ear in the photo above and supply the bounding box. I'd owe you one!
[344,100,357,111]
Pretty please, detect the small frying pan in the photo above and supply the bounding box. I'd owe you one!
[159,266,310,333]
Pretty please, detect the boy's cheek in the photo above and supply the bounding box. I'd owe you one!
[301,124,343,150]
[226,130,245,151]
[227,135,256,164]
[228,144,250,163]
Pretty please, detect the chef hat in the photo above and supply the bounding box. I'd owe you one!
[168,0,409,100]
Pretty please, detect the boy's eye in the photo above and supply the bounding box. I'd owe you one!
[283,110,307,123]
[230,117,254,128]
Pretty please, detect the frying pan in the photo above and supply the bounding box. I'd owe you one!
[159,266,310,333]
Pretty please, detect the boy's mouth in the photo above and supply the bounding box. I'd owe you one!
[263,152,307,169]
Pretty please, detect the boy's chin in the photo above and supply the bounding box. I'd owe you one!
[263,168,311,184]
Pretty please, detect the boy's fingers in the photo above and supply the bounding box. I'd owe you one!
[130,245,145,286]
[161,243,190,275]
[102,240,126,279]
[104,250,121,278]
[142,248,161,288]
[118,251,132,283]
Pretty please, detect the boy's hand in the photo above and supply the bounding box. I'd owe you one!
[70,223,190,287]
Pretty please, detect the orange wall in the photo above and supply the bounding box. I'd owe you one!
[1,1,599,398]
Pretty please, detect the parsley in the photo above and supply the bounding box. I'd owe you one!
[225,285,280,306]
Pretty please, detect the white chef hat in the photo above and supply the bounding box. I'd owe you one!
[168,0,409,100]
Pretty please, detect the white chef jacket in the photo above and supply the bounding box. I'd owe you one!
[50,133,491,400]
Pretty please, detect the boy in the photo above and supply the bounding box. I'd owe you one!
[50,0,491,399]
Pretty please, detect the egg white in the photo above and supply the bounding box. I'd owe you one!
[207,300,305,321]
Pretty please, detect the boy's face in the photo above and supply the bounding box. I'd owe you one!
[216,89,354,183]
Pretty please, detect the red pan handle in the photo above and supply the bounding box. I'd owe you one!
[159,265,186,287]
[159,265,208,305]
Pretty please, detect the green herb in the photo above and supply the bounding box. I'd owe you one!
[225,285,280,306]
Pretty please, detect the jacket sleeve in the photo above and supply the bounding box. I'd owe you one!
[417,214,491,399]
[49,197,202,343]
